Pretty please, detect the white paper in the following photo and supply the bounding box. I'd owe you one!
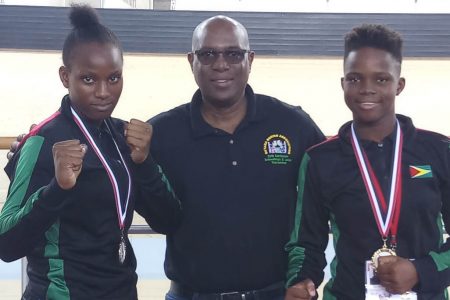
[365,260,417,300]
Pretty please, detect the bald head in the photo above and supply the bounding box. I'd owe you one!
[191,15,250,51]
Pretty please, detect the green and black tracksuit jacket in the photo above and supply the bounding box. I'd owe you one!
[0,96,181,300]
[286,115,450,299]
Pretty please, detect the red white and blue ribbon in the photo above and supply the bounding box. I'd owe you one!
[71,107,131,230]
[350,119,403,247]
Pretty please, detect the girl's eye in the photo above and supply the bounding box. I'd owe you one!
[83,76,94,84]
[110,75,121,83]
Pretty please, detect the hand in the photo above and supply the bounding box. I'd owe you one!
[285,279,316,300]
[377,255,418,294]
[124,119,152,164]
[7,134,24,160]
[52,140,87,190]
[7,124,37,160]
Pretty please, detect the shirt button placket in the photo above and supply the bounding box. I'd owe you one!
[229,139,238,167]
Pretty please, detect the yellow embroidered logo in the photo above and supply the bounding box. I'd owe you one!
[263,134,292,165]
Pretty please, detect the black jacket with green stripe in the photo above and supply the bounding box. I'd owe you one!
[285,115,450,299]
[0,96,181,300]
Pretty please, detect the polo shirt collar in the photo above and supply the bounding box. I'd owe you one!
[190,84,265,138]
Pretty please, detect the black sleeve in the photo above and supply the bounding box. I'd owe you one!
[133,155,182,235]
[285,153,329,288]
[412,137,450,293]
[0,136,71,262]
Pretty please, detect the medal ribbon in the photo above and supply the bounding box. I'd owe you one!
[71,108,131,230]
[350,120,403,247]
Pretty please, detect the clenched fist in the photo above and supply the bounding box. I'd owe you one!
[377,255,418,294]
[52,140,87,190]
[124,119,152,164]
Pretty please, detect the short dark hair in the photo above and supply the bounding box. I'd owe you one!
[344,24,403,63]
[62,4,122,68]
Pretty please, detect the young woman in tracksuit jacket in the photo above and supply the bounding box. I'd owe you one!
[0,5,180,300]
[285,24,450,299]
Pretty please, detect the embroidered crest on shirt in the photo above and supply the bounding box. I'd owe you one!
[263,134,292,165]
[409,165,433,178]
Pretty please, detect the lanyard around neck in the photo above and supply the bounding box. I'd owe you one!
[71,108,131,230]
[350,120,403,247]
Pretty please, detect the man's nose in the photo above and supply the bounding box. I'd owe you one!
[211,52,230,70]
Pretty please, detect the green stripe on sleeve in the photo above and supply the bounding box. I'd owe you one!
[158,165,179,203]
[437,213,444,247]
[428,214,449,272]
[0,136,45,234]
[286,246,306,287]
[45,219,70,300]
[288,153,311,245]
[322,213,339,300]
[429,251,450,272]
[285,153,310,286]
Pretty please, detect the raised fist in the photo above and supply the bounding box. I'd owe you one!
[52,140,87,190]
[124,119,152,164]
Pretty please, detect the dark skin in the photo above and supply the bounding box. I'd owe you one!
[53,116,151,190]
[342,47,417,294]
[286,48,415,299]
[377,255,419,294]
[285,278,316,300]
[56,42,152,189]
[341,47,405,143]
[8,17,251,155]
[8,42,152,189]
[8,121,153,167]
[187,16,254,134]
[59,42,123,126]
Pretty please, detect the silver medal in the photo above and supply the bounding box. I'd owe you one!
[118,237,126,264]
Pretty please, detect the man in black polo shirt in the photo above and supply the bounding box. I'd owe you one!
[147,15,324,300]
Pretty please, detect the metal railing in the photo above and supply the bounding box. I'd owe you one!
[0,137,14,151]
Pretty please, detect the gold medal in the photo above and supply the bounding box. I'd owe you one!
[371,244,396,270]
[118,234,127,264]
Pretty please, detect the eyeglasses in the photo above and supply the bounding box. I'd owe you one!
[194,49,251,65]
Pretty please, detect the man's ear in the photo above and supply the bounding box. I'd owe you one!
[59,66,69,88]
[396,77,406,96]
[187,52,194,72]
[340,77,345,90]
[248,51,255,72]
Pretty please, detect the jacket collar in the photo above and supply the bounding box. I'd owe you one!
[338,114,416,155]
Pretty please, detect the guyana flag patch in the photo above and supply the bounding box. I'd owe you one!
[409,165,433,178]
